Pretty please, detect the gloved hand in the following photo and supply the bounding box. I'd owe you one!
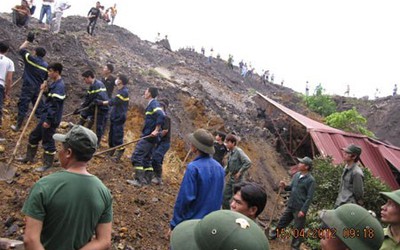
[27,32,35,43]
[73,108,81,115]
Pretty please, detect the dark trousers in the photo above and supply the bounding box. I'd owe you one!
[28,121,57,153]
[222,176,244,209]
[151,141,170,177]
[108,118,125,148]
[87,19,97,35]
[0,86,4,125]
[131,139,155,171]
[82,109,107,145]
[276,207,306,249]
[17,86,43,121]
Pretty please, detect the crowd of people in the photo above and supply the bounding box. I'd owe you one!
[11,0,117,35]
[2,4,400,250]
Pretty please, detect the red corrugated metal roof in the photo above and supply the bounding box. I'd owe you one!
[257,92,400,189]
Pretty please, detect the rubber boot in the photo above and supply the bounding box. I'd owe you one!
[11,117,24,132]
[35,152,55,172]
[17,144,38,163]
[126,169,145,187]
[151,170,163,185]
[112,149,124,163]
[144,170,154,185]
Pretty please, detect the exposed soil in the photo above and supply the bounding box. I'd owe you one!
[0,13,397,250]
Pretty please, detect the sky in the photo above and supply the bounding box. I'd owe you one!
[2,0,400,98]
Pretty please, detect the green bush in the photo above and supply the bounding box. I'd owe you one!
[304,156,390,249]
[303,85,337,117]
[325,108,375,137]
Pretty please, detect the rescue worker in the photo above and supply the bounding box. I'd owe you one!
[151,99,170,185]
[97,74,129,162]
[127,87,165,187]
[74,70,109,144]
[11,33,48,132]
[101,64,116,99]
[18,63,65,172]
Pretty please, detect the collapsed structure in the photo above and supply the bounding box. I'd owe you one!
[256,92,400,189]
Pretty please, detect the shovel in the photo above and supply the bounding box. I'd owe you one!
[93,134,153,157]
[0,88,45,181]
[11,77,22,88]
[264,186,282,234]
[62,106,90,119]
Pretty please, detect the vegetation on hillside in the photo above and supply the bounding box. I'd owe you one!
[325,108,375,137]
[303,84,337,117]
[304,157,389,249]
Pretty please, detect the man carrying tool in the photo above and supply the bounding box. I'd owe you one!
[11,33,48,132]
[222,133,252,209]
[18,63,65,172]
[74,70,109,144]
[127,87,165,187]
[22,125,112,249]
[96,74,129,163]
[151,99,170,185]
[0,42,14,131]
[269,156,316,250]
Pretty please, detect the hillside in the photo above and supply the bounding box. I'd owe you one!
[0,13,398,249]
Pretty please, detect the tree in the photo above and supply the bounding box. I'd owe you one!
[304,84,337,117]
[325,108,375,137]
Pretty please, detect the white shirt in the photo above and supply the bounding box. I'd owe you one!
[0,54,15,87]
[54,0,70,12]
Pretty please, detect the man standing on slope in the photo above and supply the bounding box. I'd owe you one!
[127,87,165,187]
[12,33,48,132]
[18,63,65,172]
[334,144,364,208]
[170,128,225,231]
[0,42,14,134]
[222,133,252,209]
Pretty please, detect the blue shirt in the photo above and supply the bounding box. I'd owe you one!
[109,86,129,121]
[82,79,109,113]
[142,99,165,138]
[41,78,66,127]
[170,155,225,229]
[20,49,48,90]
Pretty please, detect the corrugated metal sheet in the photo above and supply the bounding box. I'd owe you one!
[257,92,400,189]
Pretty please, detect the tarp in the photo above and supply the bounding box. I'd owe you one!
[257,92,400,189]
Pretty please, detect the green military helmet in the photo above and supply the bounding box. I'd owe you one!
[342,144,362,156]
[320,204,384,250]
[380,189,400,206]
[171,210,269,250]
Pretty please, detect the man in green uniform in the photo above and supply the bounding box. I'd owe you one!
[380,189,400,250]
[222,133,252,209]
[335,144,364,208]
[22,125,113,249]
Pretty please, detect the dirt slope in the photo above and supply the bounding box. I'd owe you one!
[1,13,397,249]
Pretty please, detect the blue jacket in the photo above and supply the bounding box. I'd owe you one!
[82,79,109,113]
[142,99,165,137]
[170,155,225,229]
[109,86,129,122]
[20,49,48,90]
[41,78,66,127]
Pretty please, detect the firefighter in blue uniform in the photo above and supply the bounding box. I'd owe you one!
[127,87,165,187]
[151,99,171,185]
[18,63,65,172]
[97,74,129,162]
[11,34,48,132]
[74,70,109,144]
